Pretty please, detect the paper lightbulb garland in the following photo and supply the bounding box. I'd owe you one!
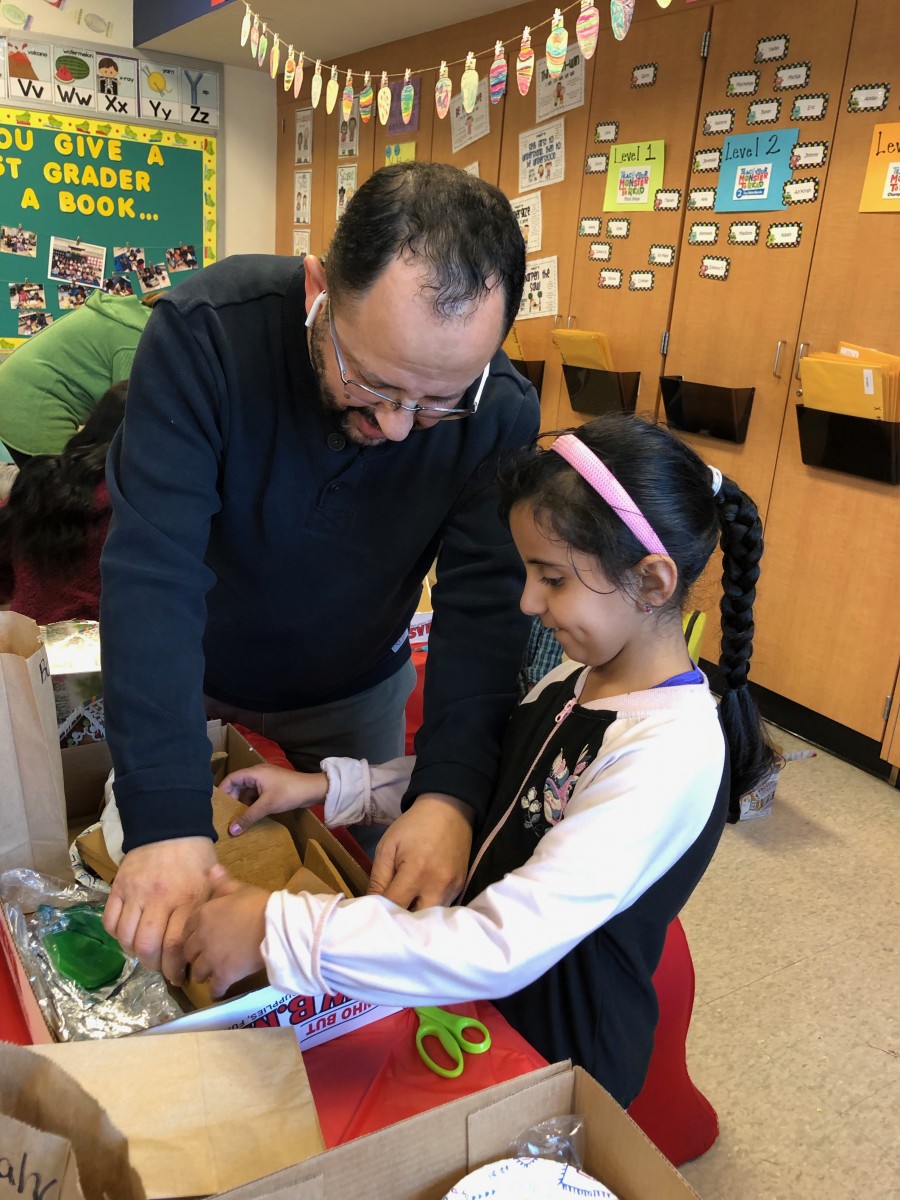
[342,70,354,121]
[326,65,339,113]
[400,68,415,124]
[311,59,323,108]
[238,2,648,121]
[517,27,535,96]
[293,52,305,99]
[545,9,568,77]
[489,41,507,104]
[359,71,374,122]
[461,52,478,114]
[377,71,391,125]
[435,61,451,119]
[283,44,295,90]
[576,1,600,58]
[610,0,636,40]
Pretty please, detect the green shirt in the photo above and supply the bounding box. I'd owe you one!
[0,291,152,455]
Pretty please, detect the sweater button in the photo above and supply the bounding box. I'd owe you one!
[327,432,346,451]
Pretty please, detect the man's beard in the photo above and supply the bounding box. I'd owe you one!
[308,314,388,446]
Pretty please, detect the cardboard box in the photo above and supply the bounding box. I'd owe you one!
[28,1030,325,1199]
[210,1062,701,1200]
[4,721,399,1050]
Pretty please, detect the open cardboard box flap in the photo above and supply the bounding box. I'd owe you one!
[209,1063,700,1200]
[28,1029,324,1199]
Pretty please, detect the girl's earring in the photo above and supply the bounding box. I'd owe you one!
[643,603,652,614]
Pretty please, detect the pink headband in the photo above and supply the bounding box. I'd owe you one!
[551,434,669,558]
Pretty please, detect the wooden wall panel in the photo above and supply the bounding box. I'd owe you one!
[495,0,597,429]
[664,0,857,519]
[561,4,711,426]
[269,0,900,749]
[751,0,900,742]
[426,10,516,182]
[661,0,856,664]
[276,71,333,257]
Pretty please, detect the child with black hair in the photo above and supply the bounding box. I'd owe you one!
[183,413,773,1106]
[0,381,127,625]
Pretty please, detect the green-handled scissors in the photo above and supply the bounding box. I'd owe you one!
[413,1006,492,1079]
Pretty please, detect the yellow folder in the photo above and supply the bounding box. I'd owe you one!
[800,355,887,420]
[550,329,615,371]
[837,342,900,371]
[502,323,526,361]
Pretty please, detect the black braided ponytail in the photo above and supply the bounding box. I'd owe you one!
[714,475,775,821]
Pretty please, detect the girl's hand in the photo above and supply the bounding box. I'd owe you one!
[219,765,328,836]
[183,865,268,997]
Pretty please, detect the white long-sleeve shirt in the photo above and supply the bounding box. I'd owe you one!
[262,662,724,1009]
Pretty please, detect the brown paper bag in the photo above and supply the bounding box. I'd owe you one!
[0,1043,145,1200]
[29,1030,324,1199]
[76,788,302,890]
[0,612,70,877]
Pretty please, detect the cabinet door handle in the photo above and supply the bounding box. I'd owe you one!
[567,315,577,328]
[795,341,810,380]
[772,339,787,378]
[553,314,562,328]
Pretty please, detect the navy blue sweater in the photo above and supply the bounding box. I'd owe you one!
[100,256,539,850]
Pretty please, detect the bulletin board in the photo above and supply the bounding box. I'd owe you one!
[0,106,216,348]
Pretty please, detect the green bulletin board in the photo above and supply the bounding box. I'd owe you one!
[0,105,216,348]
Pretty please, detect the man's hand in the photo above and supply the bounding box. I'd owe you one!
[219,765,328,836]
[183,865,268,998]
[102,837,217,983]
[368,793,474,910]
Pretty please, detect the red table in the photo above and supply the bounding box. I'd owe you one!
[0,947,546,1147]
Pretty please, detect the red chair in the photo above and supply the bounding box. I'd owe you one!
[627,917,719,1165]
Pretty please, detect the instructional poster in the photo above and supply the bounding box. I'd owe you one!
[450,79,489,154]
[511,193,542,253]
[294,169,311,224]
[336,164,356,220]
[295,107,312,164]
[859,122,900,212]
[338,98,359,158]
[519,117,565,192]
[535,47,585,123]
[517,255,558,321]
[715,128,798,213]
[604,140,665,211]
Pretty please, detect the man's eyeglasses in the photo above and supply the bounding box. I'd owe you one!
[328,303,489,421]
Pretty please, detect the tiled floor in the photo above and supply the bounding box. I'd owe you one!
[677,728,900,1199]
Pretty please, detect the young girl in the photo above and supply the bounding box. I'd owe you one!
[0,381,126,624]
[184,413,773,1107]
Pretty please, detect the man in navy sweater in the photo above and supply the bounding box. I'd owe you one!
[100,163,540,983]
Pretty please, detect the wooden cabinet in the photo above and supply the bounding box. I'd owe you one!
[495,0,597,428]
[751,0,900,750]
[663,0,857,519]
[561,4,711,426]
[660,0,856,664]
[270,0,900,761]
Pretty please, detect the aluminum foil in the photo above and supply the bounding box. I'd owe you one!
[0,868,182,1042]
